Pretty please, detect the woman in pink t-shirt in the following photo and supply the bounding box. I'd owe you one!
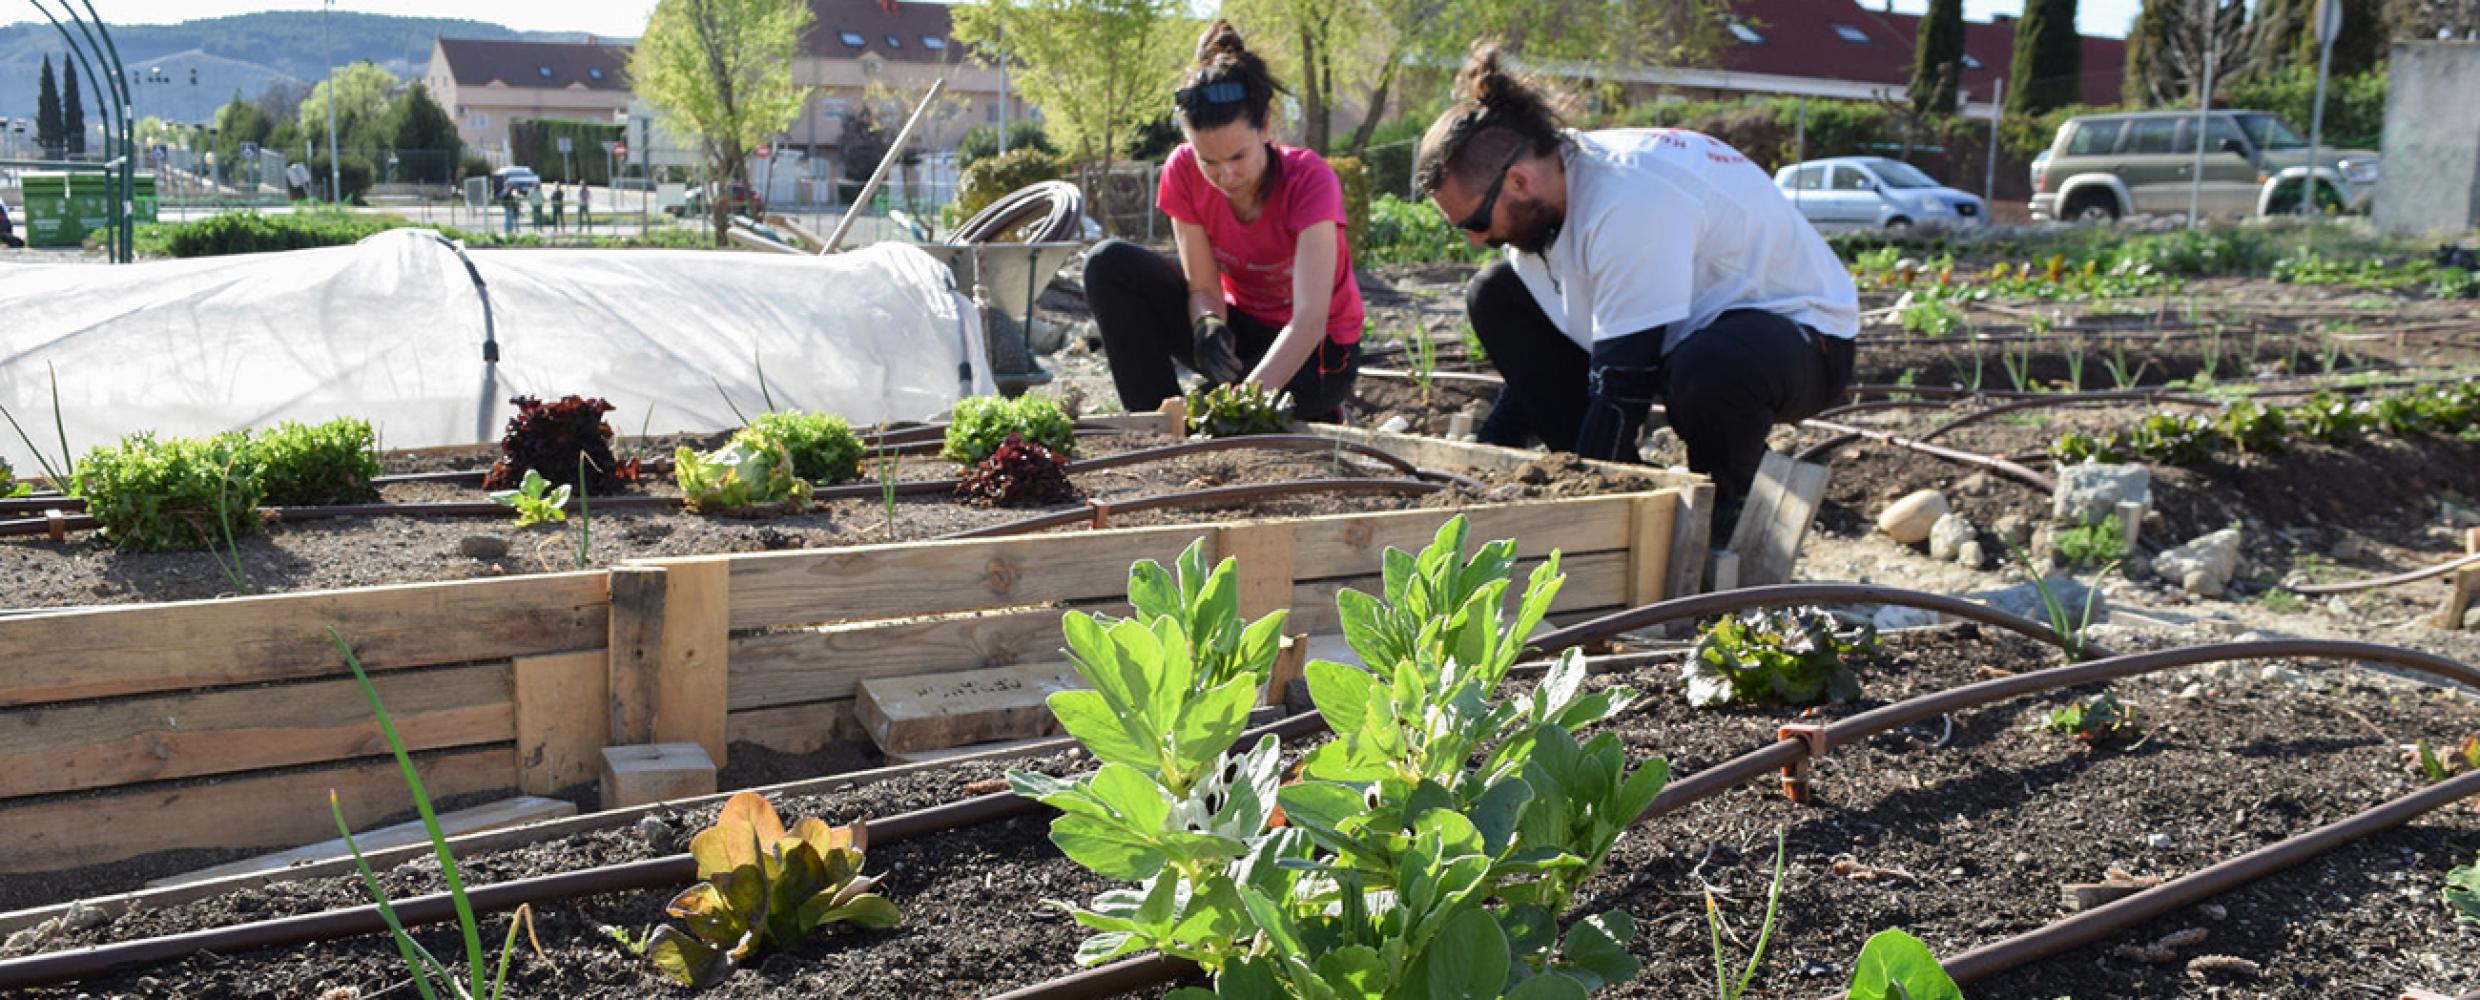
[1082,20,1364,421]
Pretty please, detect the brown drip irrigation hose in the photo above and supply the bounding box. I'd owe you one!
[1796,417,2058,492]
[2290,551,2480,595]
[1528,582,2103,660]
[0,713,1327,991]
[938,478,1445,540]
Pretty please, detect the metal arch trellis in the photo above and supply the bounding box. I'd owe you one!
[21,0,134,262]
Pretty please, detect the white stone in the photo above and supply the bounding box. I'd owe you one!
[2145,833,2174,850]
[1957,540,1988,570]
[1929,513,1976,562]
[2053,463,2152,525]
[1877,489,1951,545]
[1871,605,1940,630]
[2156,527,2243,598]
[1377,415,1412,434]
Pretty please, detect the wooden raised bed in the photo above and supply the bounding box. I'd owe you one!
[0,427,1708,876]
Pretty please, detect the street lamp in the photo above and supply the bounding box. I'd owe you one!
[321,0,341,205]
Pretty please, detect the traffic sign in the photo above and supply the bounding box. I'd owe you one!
[753,143,771,159]
[2314,0,2344,47]
[612,140,628,158]
[557,136,575,154]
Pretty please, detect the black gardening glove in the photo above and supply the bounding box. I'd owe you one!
[1191,314,1248,386]
[1573,330,1664,464]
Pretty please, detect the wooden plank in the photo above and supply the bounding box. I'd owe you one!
[855,661,1085,754]
[1220,522,1296,623]
[727,604,1122,710]
[726,700,869,754]
[1314,426,1704,490]
[1264,634,1308,707]
[1288,494,1637,581]
[655,561,730,767]
[146,795,576,888]
[1627,491,1681,607]
[1289,550,1631,635]
[514,651,608,796]
[607,566,667,746]
[716,523,1213,629]
[0,746,517,874]
[0,572,609,707]
[1668,483,1717,601]
[1726,454,1831,588]
[0,664,510,801]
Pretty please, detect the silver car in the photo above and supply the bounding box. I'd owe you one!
[1774,156,1988,232]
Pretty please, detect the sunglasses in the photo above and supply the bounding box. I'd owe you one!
[1453,145,1529,234]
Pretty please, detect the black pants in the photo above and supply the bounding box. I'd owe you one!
[1083,238,1359,421]
[1467,260,1855,527]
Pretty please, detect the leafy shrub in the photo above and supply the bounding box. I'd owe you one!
[2050,431,2126,465]
[955,148,1067,221]
[2117,229,2280,277]
[489,468,571,527]
[954,434,1078,508]
[305,154,377,203]
[745,410,864,485]
[2052,520,2129,568]
[1014,518,1662,999]
[76,431,264,552]
[1683,607,1876,708]
[484,395,638,495]
[1328,155,1370,264]
[1361,193,1491,266]
[2214,399,2289,453]
[957,122,1059,169]
[2294,391,2372,444]
[457,153,495,182]
[674,437,812,514]
[248,417,381,505]
[1185,383,1291,438]
[1898,300,1965,338]
[2033,690,2140,743]
[2446,849,2479,927]
[645,792,899,987]
[942,394,1074,465]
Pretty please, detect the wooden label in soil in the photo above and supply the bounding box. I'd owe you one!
[855,661,1089,754]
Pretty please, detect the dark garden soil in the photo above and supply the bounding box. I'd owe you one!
[0,431,1635,611]
[14,627,2480,998]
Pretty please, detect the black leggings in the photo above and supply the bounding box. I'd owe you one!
[1466,260,1855,525]
[1082,238,1360,421]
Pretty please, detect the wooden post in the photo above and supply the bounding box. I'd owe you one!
[513,650,609,795]
[2434,528,2480,631]
[606,563,731,766]
[1724,454,1830,588]
[1626,491,1679,607]
[1666,482,1716,602]
[1220,522,1297,706]
[1157,396,1188,438]
[1264,633,1308,708]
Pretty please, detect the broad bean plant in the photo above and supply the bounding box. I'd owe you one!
[1013,517,1667,1000]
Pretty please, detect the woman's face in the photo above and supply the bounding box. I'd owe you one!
[1184,119,1269,201]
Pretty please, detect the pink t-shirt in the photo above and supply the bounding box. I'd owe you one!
[1157,143,1364,345]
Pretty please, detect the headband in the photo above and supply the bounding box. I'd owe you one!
[1175,80,1248,111]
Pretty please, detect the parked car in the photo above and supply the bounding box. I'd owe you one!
[675,181,764,219]
[489,165,541,200]
[1774,157,1987,233]
[2029,109,2379,223]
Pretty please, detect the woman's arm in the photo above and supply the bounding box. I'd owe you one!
[1170,220,1227,324]
[1246,220,1338,390]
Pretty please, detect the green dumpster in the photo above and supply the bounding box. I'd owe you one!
[20,171,158,248]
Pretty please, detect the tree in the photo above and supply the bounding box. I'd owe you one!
[2246,0,2390,78]
[2127,0,2250,107]
[1222,0,1374,152]
[1911,0,1966,115]
[35,55,62,160]
[211,91,274,161]
[299,61,401,151]
[62,58,84,157]
[953,0,1186,233]
[2007,0,2085,116]
[381,82,464,183]
[630,0,812,245]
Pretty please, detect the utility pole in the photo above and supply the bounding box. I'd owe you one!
[2185,39,2216,229]
[322,0,342,205]
[2302,0,2342,217]
[1984,77,2004,204]
[996,24,1009,155]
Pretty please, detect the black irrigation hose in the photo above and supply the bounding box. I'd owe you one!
[2291,551,2480,595]
[1529,582,2105,660]
[938,478,1445,540]
[0,712,1326,992]
[950,180,1085,244]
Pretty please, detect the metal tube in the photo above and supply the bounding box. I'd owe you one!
[2291,551,2480,595]
[823,78,945,254]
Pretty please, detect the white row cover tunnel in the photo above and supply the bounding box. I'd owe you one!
[0,229,995,474]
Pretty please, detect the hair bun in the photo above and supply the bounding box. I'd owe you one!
[1195,19,1247,63]
[1455,44,1517,108]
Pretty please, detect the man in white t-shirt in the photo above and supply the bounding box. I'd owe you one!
[1415,49,1859,533]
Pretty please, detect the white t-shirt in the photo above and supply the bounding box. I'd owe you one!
[1509,128,1859,356]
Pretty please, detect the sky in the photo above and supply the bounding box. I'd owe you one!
[12,0,2147,41]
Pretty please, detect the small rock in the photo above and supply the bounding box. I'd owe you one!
[2123,554,2154,580]
[1957,472,1992,497]
[2199,903,2228,921]
[60,901,107,932]
[1956,540,1988,570]
[2260,665,2317,689]
[2156,527,2243,598]
[2328,534,2363,561]
[3,926,46,955]
[2326,596,2352,617]
[2176,682,2206,700]
[1486,483,1527,502]
[2145,833,2174,850]
[634,814,674,844]
[2053,463,2152,525]
[1992,514,2035,550]
[1877,489,1951,546]
[1871,605,1939,630]
[1928,513,1976,562]
[457,534,510,560]
[1377,415,1412,434]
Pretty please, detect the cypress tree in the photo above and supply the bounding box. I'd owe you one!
[2008,0,2085,115]
[1911,0,1968,115]
[62,58,85,157]
[35,56,62,159]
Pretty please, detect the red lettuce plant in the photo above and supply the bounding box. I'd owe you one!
[482,395,640,495]
[954,434,1078,508]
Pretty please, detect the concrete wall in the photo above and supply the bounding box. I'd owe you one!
[2374,41,2480,238]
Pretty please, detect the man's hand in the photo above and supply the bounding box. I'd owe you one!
[1192,314,1247,385]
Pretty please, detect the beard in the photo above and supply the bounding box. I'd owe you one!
[1493,193,1564,256]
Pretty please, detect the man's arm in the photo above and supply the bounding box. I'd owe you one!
[1573,327,1664,463]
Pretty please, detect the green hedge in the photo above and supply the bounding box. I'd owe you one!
[507,119,626,184]
[135,208,720,258]
[1329,155,1371,265]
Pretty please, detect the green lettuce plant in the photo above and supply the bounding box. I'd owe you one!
[2,456,26,499]
[1846,929,1966,1000]
[1186,383,1292,439]
[1014,517,1666,1000]
[76,431,265,552]
[746,410,866,485]
[674,437,813,514]
[644,792,900,987]
[1681,608,1874,709]
[489,468,570,527]
[2448,851,2480,927]
[943,395,1075,465]
[2033,691,2140,744]
[249,416,383,505]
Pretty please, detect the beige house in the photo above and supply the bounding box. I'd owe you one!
[424,37,634,162]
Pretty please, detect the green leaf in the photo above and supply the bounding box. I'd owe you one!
[1090,763,1174,830]
[1337,587,1399,669]
[801,893,901,930]
[1306,660,1378,740]
[1504,973,1589,1000]
[1048,690,1159,773]
[1847,929,1965,1000]
[1559,911,1640,988]
[1171,677,1258,780]
[1314,945,1391,1000]
[1063,612,1137,707]
[2447,853,2480,926]
[1076,930,1145,966]
[1468,776,1534,856]
[646,924,729,988]
[1401,907,1510,1000]
[1277,782,1374,839]
[1129,559,1181,621]
[1049,814,1168,880]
